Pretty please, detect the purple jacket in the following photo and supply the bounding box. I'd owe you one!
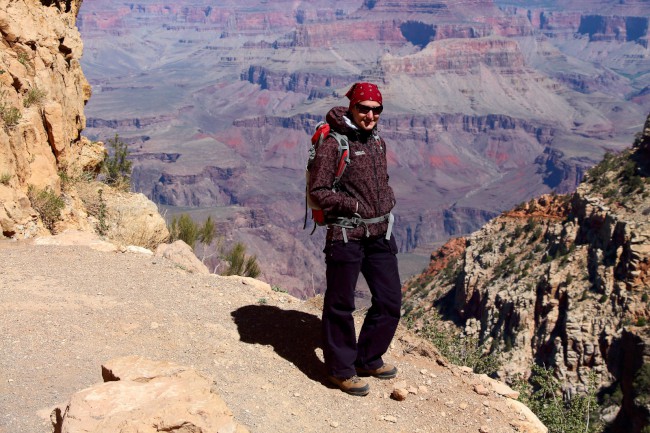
[309,106,396,242]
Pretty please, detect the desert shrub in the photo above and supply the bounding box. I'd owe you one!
[0,173,11,185]
[169,214,200,248]
[222,242,261,278]
[101,134,132,190]
[513,225,524,238]
[0,104,21,127]
[168,214,218,250]
[530,227,543,243]
[27,185,64,231]
[633,364,650,406]
[111,220,168,251]
[0,90,21,127]
[23,87,47,108]
[96,189,109,236]
[199,215,216,245]
[410,311,500,376]
[517,365,601,433]
[17,52,29,66]
[524,218,537,233]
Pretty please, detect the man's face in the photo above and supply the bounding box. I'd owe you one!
[349,100,383,131]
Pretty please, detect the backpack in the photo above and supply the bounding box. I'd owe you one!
[303,120,394,242]
[304,121,350,231]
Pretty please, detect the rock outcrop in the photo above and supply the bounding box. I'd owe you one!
[52,356,249,433]
[0,0,95,237]
[0,0,169,248]
[403,115,650,432]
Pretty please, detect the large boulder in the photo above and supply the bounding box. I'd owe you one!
[51,356,249,433]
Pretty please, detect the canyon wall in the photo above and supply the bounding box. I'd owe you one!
[77,0,650,296]
[403,116,650,432]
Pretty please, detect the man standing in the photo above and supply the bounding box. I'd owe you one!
[309,82,401,396]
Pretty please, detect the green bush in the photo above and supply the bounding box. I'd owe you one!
[23,87,47,108]
[101,134,132,190]
[17,52,29,67]
[169,214,200,249]
[96,189,109,236]
[222,242,261,278]
[411,311,500,376]
[517,365,601,433]
[199,216,216,245]
[0,173,11,185]
[633,365,650,406]
[168,214,218,251]
[27,185,65,231]
[1,105,21,127]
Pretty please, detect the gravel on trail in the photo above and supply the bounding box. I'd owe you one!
[0,240,526,433]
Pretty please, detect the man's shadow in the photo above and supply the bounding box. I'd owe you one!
[231,305,328,385]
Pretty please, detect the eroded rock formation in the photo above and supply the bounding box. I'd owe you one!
[0,0,98,237]
[403,115,650,432]
[0,0,168,246]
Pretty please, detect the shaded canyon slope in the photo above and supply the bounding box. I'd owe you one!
[77,0,650,297]
[403,115,650,433]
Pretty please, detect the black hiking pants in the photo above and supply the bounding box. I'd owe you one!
[322,235,402,378]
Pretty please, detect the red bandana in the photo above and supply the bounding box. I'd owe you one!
[345,82,382,110]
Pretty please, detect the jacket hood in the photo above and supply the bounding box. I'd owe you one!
[325,106,375,141]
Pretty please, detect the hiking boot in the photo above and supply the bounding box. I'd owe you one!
[356,363,398,379]
[328,375,370,396]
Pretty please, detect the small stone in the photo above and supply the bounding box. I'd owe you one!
[479,426,490,433]
[383,415,398,423]
[418,385,429,393]
[408,386,418,395]
[391,388,408,401]
[459,402,468,410]
[420,369,429,375]
[474,384,490,396]
[330,421,339,428]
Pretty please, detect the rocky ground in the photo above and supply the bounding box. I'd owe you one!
[0,236,542,433]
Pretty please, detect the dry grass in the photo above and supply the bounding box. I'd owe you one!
[110,214,169,251]
[75,179,169,250]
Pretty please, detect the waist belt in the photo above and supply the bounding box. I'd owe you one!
[330,212,394,243]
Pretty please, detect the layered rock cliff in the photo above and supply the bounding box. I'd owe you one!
[0,0,167,246]
[403,115,650,432]
[0,0,96,237]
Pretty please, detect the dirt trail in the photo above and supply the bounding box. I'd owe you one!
[1,239,530,433]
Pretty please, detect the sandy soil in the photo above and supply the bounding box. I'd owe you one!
[0,238,532,433]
